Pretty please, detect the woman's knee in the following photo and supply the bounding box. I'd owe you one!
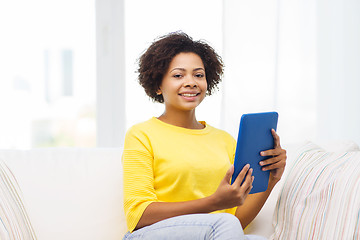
[210,213,245,239]
[215,213,241,227]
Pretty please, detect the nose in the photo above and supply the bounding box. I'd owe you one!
[183,76,197,88]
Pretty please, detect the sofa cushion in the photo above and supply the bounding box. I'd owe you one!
[0,159,37,240]
[271,141,360,239]
[243,142,304,237]
[0,148,127,240]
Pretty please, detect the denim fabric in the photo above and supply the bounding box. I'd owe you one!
[122,213,267,240]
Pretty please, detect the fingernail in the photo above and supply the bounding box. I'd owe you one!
[260,152,265,156]
[259,161,264,166]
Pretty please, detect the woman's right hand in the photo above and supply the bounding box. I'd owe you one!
[134,164,253,230]
[211,164,254,210]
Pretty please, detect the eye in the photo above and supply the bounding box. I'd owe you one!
[195,73,205,78]
[173,74,183,78]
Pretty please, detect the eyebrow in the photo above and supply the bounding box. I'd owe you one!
[170,67,205,73]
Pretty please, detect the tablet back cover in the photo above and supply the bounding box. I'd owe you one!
[231,112,278,194]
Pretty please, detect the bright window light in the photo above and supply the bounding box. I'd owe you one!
[0,0,96,148]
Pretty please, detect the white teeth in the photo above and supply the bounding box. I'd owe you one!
[182,93,197,97]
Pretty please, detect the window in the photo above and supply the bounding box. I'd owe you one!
[0,0,96,148]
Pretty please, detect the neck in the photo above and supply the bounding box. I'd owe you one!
[157,109,204,129]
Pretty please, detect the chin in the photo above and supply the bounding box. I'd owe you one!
[181,103,202,111]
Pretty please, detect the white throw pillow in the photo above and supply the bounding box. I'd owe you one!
[271,141,360,239]
[319,140,360,152]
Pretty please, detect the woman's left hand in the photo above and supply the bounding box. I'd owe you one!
[259,129,287,186]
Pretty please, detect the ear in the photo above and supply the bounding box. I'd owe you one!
[156,89,162,95]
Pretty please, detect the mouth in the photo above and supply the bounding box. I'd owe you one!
[179,93,200,97]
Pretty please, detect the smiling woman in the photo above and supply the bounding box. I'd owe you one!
[121,32,286,240]
[157,52,208,119]
[137,33,223,105]
[136,32,223,129]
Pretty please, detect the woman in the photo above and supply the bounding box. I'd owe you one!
[122,32,287,240]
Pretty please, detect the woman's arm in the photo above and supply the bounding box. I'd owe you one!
[135,164,254,230]
[235,129,287,228]
[234,179,276,228]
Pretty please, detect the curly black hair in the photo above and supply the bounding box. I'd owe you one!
[138,32,224,103]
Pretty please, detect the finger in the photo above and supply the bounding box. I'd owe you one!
[233,164,250,186]
[259,155,282,167]
[244,176,254,195]
[271,129,281,148]
[261,160,286,171]
[240,168,253,190]
[261,148,285,157]
[223,165,235,183]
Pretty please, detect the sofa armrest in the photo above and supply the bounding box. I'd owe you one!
[0,148,127,240]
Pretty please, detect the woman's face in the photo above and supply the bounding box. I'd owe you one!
[158,52,207,113]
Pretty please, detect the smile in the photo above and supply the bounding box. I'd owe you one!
[179,93,200,97]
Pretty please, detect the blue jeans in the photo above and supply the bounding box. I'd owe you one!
[122,213,267,240]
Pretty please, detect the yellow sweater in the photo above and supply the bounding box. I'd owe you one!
[122,117,237,232]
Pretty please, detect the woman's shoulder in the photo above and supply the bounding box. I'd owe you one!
[123,118,159,148]
[206,123,232,137]
[128,118,154,129]
[126,118,156,135]
[206,124,236,143]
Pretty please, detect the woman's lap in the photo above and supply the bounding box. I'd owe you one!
[123,213,267,240]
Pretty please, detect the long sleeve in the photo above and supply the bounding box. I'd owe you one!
[122,127,158,232]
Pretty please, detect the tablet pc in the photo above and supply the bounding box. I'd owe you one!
[231,112,278,194]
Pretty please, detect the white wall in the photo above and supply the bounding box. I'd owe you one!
[221,0,360,146]
[222,0,317,145]
[221,0,279,136]
[317,0,360,145]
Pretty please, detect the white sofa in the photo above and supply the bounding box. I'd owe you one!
[0,141,359,240]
